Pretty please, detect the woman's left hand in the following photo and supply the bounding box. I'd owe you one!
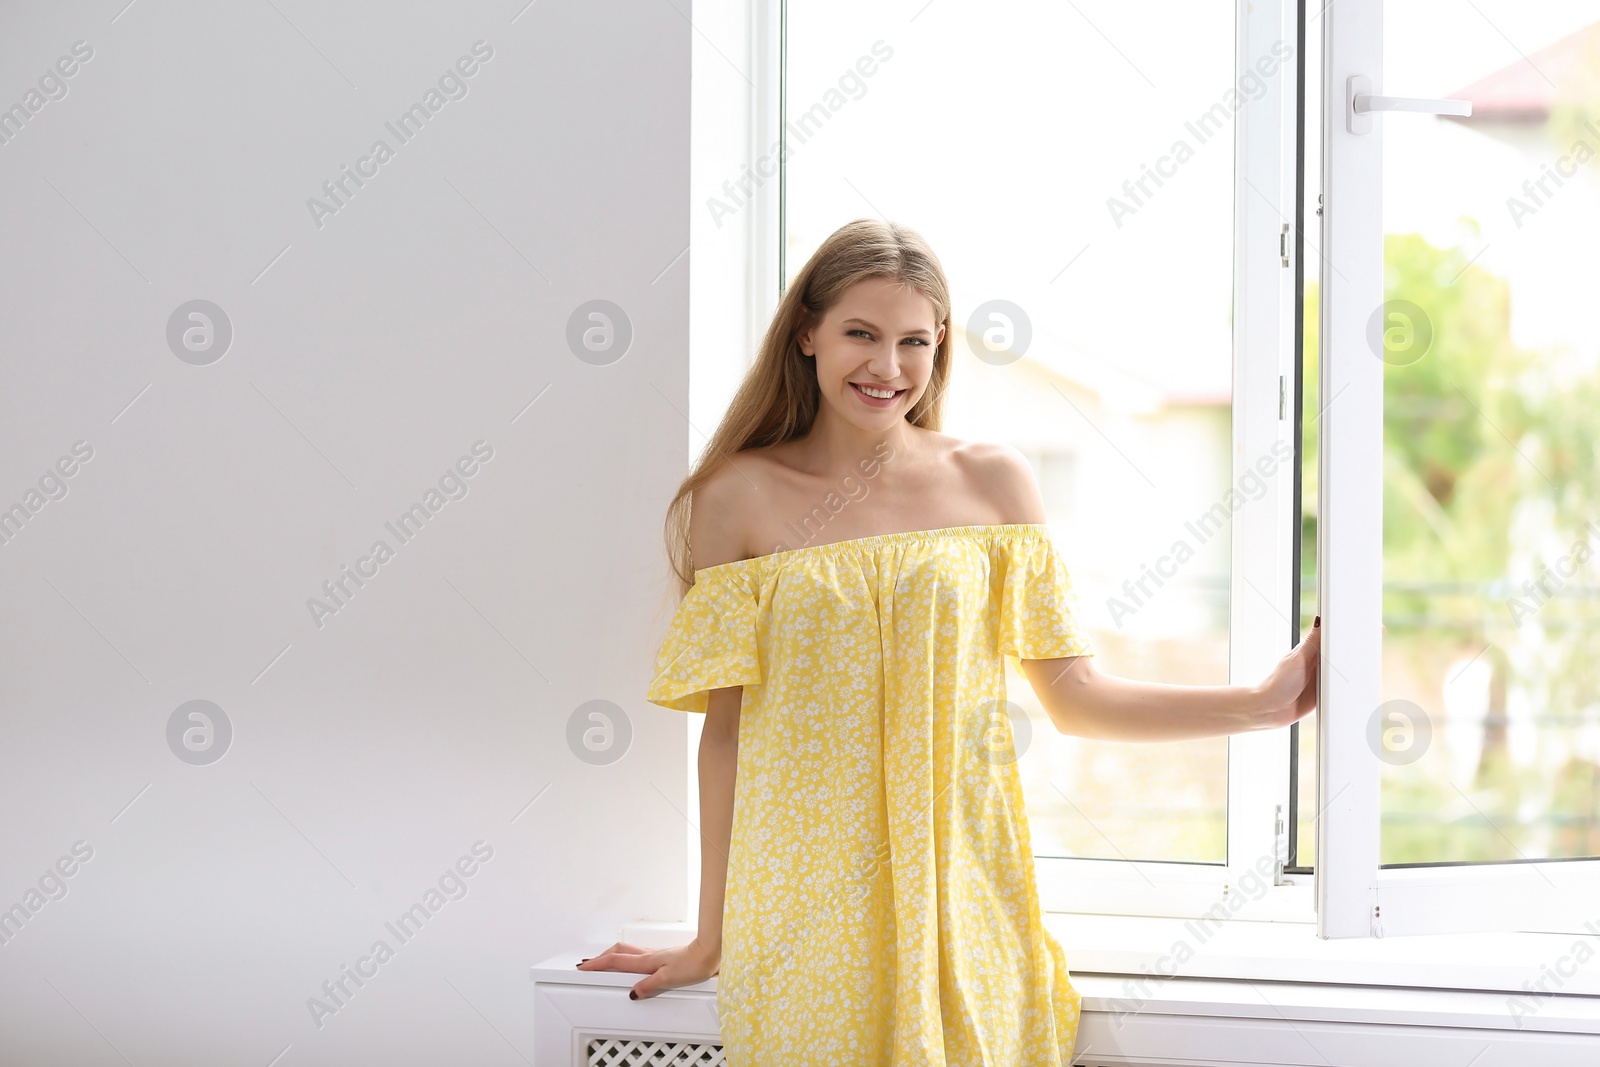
[1251,618,1321,730]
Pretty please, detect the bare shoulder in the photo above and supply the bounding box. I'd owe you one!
[947,436,1048,525]
[687,447,772,572]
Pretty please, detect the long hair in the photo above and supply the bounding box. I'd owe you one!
[662,218,953,592]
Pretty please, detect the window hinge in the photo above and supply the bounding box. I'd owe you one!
[1279,223,1290,267]
[1273,802,1288,885]
[1278,375,1286,421]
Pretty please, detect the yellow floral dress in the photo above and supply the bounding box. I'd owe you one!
[647,523,1095,1066]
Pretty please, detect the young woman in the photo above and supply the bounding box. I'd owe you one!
[580,218,1321,1065]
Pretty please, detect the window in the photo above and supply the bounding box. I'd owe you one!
[720,0,1600,939]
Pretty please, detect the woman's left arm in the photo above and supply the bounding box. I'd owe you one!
[1018,621,1320,742]
[978,443,1322,743]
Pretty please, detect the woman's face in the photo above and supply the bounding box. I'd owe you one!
[797,276,944,425]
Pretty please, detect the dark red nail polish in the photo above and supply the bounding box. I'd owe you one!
[1313,615,1321,628]
[629,990,639,1000]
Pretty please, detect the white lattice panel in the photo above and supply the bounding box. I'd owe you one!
[587,1036,727,1066]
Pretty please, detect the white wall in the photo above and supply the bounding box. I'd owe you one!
[0,2,690,1064]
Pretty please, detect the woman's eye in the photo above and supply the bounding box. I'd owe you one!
[844,330,928,344]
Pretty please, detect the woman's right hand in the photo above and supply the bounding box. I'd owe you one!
[576,937,720,1000]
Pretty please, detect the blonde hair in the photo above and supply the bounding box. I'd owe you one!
[662,218,953,592]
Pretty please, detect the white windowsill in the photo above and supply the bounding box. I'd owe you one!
[615,910,1600,1001]
[534,950,1600,1036]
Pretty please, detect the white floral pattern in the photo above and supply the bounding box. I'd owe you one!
[647,523,1095,1066]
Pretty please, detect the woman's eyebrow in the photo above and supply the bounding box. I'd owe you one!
[841,317,932,337]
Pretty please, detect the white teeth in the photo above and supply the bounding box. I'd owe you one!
[855,383,897,399]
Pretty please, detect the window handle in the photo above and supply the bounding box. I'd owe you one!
[1345,75,1471,135]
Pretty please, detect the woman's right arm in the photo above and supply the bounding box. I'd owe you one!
[692,685,741,959]
[684,462,749,970]
[573,689,738,999]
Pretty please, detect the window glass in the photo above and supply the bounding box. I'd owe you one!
[1373,2,1600,865]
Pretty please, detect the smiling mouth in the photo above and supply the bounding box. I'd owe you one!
[850,382,904,400]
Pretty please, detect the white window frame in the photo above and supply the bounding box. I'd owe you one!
[1316,0,1600,939]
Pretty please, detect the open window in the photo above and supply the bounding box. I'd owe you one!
[1315,0,1600,938]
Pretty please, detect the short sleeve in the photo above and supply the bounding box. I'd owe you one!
[646,567,763,713]
[996,534,1096,662]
